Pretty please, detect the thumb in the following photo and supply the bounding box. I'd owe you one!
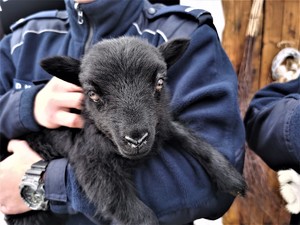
[7,140,29,153]
[7,140,32,154]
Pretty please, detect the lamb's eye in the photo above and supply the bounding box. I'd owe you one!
[88,91,101,102]
[155,78,164,92]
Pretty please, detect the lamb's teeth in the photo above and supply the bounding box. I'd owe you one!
[129,143,138,148]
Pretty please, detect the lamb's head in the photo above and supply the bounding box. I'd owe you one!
[40,37,189,159]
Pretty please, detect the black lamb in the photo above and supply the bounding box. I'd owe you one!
[5,36,246,225]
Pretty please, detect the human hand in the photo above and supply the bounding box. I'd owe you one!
[278,169,300,214]
[34,77,84,129]
[0,140,42,214]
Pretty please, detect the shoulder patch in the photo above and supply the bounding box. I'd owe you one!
[134,3,214,43]
[144,3,213,26]
[9,10,68,55]
[10,10,68,32]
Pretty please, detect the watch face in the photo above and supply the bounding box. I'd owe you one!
[19,161,49,211]
[20,184,47,210]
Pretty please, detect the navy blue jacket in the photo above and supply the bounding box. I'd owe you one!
[0,0,245,224]
[245,77,300,173]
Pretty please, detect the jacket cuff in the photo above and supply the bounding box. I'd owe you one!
[19,85,43,132]
[45,158,71,213]
[285,98,300,167]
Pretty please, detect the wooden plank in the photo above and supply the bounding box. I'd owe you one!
[222,0,252,72]
[259,0,285,88]
[259,0,300,89]
[222,0,262,101]
[281,0,300,48]
[298,0,300,50]
[250,7,264,96]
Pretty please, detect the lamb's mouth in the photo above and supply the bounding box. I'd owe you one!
[119,144,151,159]
[126,140,147,149]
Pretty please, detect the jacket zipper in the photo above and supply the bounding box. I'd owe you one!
[74,2,94,53]
[74,2,84,24]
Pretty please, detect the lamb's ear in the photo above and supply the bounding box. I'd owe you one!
[158,38,190,68]
[40,56,81,86]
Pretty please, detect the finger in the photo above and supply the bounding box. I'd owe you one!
[55,111,84,128]
[53,92,84,110]
[52,77,83,92]
[7,140,41,160]
[63,82,83,93]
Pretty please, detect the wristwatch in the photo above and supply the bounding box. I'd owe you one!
[19,160,49,211]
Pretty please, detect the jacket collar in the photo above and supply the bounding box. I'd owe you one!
[65,0,144,45]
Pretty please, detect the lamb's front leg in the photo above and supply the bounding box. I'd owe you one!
[167,121,247,196]
[68,154,158,225]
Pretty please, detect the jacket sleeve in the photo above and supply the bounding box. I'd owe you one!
[245,78,300,173]
[0,35,41,140]
[47,22,245,224]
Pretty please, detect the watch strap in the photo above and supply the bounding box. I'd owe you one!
[25,160,48,177]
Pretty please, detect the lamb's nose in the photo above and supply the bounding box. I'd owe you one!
[124,132,149,148]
